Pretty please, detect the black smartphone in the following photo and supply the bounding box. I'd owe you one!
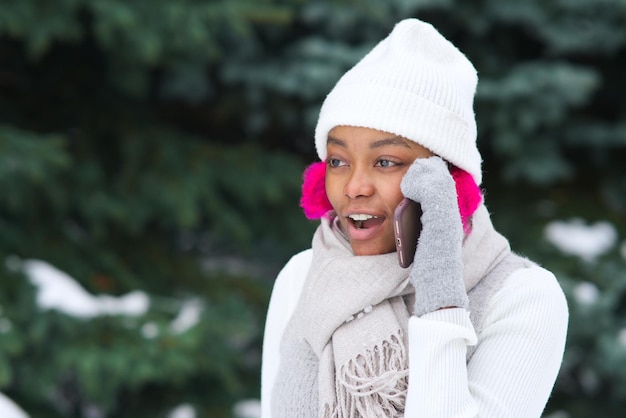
[393,197,422,268]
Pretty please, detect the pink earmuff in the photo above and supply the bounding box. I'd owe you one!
[450,165,483,233]
[300,161,333,220]
[299,161,482,232]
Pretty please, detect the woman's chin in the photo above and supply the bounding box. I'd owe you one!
[350,240,396,256]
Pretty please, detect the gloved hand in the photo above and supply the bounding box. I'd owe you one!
[400,156,468,316]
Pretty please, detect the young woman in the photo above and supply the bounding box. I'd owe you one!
[261,18,568,417]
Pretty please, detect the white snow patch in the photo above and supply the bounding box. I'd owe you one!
[573,281,600,305]
[167,404,196,418]
[22,259,149,319]
[544,219,617,262]
[233,399,261,418]
[141,322,159,339]
[0,317,12,333]
[171,299,203,334]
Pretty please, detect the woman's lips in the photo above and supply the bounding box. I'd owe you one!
[345,215,386,241]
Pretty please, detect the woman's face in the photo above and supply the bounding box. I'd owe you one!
[325,125,433,256]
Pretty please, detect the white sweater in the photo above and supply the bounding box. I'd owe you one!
[261,249,568,417]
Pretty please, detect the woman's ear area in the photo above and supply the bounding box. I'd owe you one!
[300,161,333,220]
[450,165,483,233]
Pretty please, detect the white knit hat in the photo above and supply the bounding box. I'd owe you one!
[314,18,483,184]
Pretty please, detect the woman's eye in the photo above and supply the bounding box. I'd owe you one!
[327,158,345,168]
[376,159,397,168]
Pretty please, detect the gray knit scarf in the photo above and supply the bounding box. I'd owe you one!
[272,204,510,417]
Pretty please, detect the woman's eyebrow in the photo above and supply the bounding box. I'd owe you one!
[327,136,411,149]
[327,137,346,148]
[370,137,412,149]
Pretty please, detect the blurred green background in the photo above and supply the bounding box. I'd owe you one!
[0,0,625,417]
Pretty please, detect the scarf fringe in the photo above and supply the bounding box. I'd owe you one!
[323,332,408,418]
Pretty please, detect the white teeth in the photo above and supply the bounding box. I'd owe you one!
[348,214,377,221]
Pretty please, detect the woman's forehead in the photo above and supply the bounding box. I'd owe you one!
[326,126,432,156]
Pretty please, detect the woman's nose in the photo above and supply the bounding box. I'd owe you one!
[344,167,375,199]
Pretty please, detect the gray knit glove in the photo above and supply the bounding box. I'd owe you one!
[400,156,468,316]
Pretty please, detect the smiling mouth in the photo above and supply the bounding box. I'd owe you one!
[348,214,379,230]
